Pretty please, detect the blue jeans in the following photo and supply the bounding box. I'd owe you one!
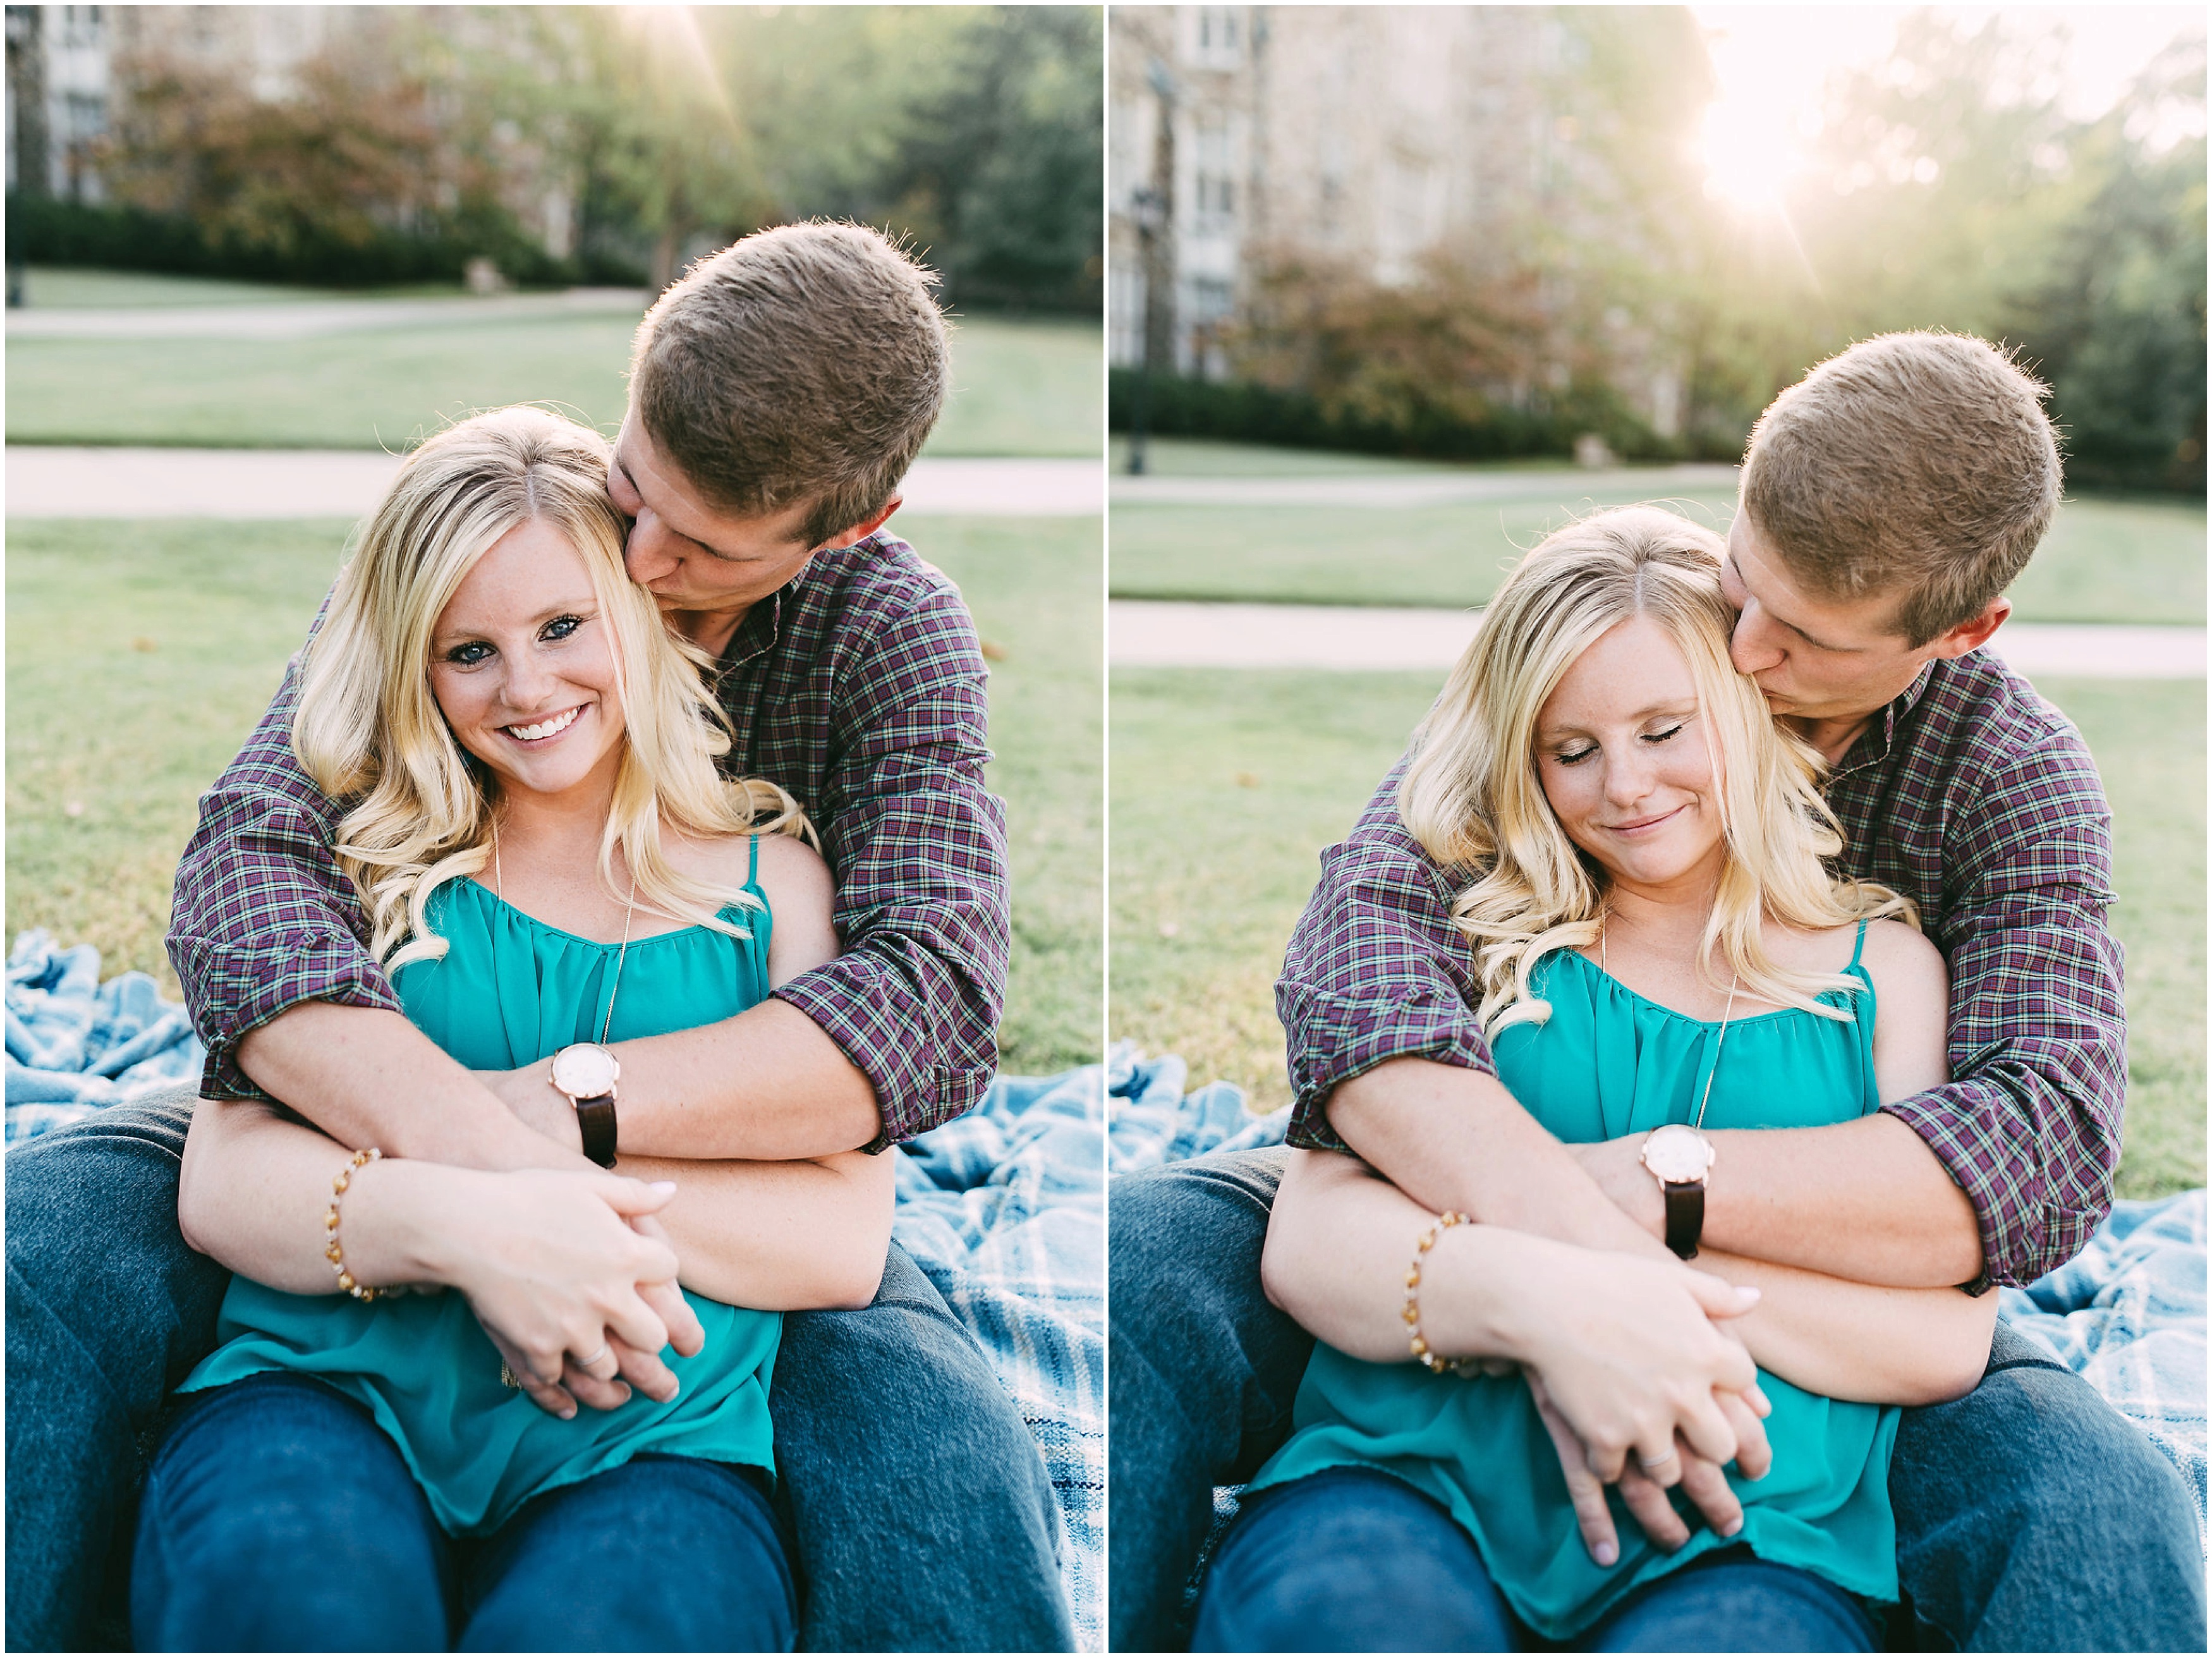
[6,1089,1074,1652]
[1193,1465,1880,1652]
[133,1372,795,1652]
[1109,1149,2208,1653]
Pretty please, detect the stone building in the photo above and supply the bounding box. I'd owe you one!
[5,5,578,262]
[1109,4,1698,441]
[6,4,111,200]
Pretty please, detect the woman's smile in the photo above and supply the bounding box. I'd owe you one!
[1598,803,1689,837]
[501,704,589,745]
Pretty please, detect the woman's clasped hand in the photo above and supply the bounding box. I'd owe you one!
[379,1162,708,1415]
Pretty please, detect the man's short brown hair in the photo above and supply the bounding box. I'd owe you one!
[1740,332,2063,647]
[629,221,951,547]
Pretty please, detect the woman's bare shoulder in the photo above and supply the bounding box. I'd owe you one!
[667,826,826,887]
[1858,911,1947,978]
[1857,917,1947,1000]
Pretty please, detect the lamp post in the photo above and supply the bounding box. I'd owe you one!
[1127,58,1177,477]
[1127,183,1165,475]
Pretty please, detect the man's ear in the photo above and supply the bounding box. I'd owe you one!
[818,496,902,552]
[1927,595,2012,661]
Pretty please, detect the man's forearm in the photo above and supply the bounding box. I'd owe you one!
[1688,1244,1996,1406]
[1328,1058,1674,1264]
[599,999,880,1161]
[1572,1113,1984,1287]
[238,1004,585,1171]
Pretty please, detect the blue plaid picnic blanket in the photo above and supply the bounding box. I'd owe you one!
[5,929,205,1145]
[1999,1190,2207,1534]
[894,1063,1106,1650]
[1107,1042,1288,1172]
[1111,1047,2210,1552]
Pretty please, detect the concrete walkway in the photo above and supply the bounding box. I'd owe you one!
[5,288,650,341]
[1111,462,1739,509]
[1109,598,2206,680]
[4,446,1102,519]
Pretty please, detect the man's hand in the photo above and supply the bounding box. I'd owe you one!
[1570,1137,1665,1242]
[1531,1375,1771,1566]
[478,1064,585,1156]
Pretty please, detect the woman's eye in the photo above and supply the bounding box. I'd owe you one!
[1643,723,1686,744]
[542,614,584,642]
[1555,746,1598,765]
[446,642,493,666]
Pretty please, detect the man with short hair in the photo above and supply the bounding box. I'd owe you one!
[1110,332,2204,1651]
[7,222,1074,1652]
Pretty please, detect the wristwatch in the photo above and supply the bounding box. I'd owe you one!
[1640,1124,1716,1259]
[549,1042,621,1167]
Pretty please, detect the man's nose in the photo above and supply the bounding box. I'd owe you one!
[1730,607,1785,676]
[623,514,679,585]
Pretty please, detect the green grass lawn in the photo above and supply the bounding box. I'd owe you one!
[20,265,472,307]
[1110,668,2204,1200]
[1110,434,1575,477]
[1109,449,2204,626]
[8,295,1102,458]
[6,515,1101,1077]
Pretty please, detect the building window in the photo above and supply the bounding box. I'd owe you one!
[1192,123,1236,236]
[1186,6,1242,70]
[1110,259,1147,369]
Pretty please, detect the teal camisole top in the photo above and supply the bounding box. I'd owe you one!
[182,841,782,1537]
[1249,923,1898,1638]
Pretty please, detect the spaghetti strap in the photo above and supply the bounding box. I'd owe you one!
[1847,917,1871,972]
[748,832,761,885]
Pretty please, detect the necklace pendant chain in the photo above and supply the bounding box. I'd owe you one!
[491,812,637,1047]
[598,870,637,1047]
[1600,905,1739,1132]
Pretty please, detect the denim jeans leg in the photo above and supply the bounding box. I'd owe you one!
[1191,1466,1515,1652]
[770,1241,1072,1651]
[4,1085,229,1652]
[1585,1551,1878,1652]
[461,1454,795,1652]
[1891,1320,2207,1652]
[1107,1149,1315,1654]
[130,1372,454,1652]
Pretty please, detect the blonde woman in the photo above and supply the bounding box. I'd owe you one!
[131,408,892,1652]
[1194,508,1996,1652]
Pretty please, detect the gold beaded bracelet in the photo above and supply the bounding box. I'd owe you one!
[1403,1209,1480,1375]
[324,1147,387,1302]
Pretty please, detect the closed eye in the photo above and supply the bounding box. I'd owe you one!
[1554,745,1598,765]
[1642,723,1686,745]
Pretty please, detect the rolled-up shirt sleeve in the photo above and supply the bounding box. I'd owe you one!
[1279,760,1495,1152]
[166,666,399,1101]
[1880,731,2125,1289]
[770,582,1009,1149]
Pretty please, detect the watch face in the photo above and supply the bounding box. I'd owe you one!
[551,1043,619,1099]
[1643,1124,1715,1184]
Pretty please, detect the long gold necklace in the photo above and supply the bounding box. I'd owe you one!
[492,815,638,1042]
[1600,905,1739,1131]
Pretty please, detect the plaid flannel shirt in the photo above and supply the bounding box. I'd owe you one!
[167,531,1009,1149]
[1279,650,2125,1289]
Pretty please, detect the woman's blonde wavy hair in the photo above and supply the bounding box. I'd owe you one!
[1399,504,1914,1037]
[294,405,810,970]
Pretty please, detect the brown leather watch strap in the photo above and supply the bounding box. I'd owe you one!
[1663,1179,1705,1259]
[576,1094,618,1168]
